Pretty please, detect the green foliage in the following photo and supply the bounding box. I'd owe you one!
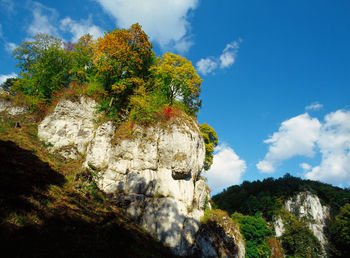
[199,123,218,171]
[1,77,18,92]
[280,213,322,257]
[128,85,167,124]
[12,33,73,103]
[67,34,97,84]
[152,52,203,115]
[9,24,211,134]
[329,203,350,257]
[85,80,105,96]
[212,173,350,221]
[232,212,272,258]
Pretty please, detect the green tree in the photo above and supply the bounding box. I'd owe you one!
[232,212,272,258]
[331,203,350,257]
[1,77,18,92]
[281,213,322,257]
[152,52,203,114]
[68,34,96,84]
[199,123,218,170]
[12,33,73,102]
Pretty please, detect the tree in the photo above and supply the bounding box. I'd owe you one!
[12,33,73,101]
[67,34,96,84]
[231,212,272,258]
[1,77,18,92]
[94,23,154,94]
[152,52,203,114]
[199,123,218,170]
[331,203,350,256]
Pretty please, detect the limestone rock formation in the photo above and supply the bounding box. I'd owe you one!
[0,97,28,117]
[38,96,99,159]
[37,96,227,256]
[274,191,330,255]
[285,192,329,251]
[192,213,245,258]
[273,216,285,238]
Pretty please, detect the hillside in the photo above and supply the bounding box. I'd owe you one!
[212,175,350,257]
[0,116,177,257]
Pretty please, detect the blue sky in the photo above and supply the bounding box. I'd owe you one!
[1,0,349,194]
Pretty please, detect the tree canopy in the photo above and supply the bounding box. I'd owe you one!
[12,33,72,101]
[199,123,218,171]
[8,23,206,123]
[152,52,203,114]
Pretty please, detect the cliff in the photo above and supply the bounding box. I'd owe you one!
[0,95,245,257]
[274,191,330,256]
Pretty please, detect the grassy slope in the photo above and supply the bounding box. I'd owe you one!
[0,115,177,257]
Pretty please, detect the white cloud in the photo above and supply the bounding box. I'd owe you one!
[257,113,321,173]
[257,109,350,186]
[0,72,17,85]
[300,162,312,171]
[219,40,240,68]
[206,144,247,192]
[27,2,60,37]
[60,16,104,42]
[305,110,350,185]
[5,42,17,53]
[196,40,241,75]
[26,2,103,43]
[306,102,323,111]
[196,57,218,75]
[95,0,198,52]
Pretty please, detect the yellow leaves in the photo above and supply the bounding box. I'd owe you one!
[112,82,127,94]
[151,52,203,114]
[93,23,153,78]
[112,77,145,95]
[200,123,218,170]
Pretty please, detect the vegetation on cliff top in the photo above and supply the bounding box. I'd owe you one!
[1,23,218,171]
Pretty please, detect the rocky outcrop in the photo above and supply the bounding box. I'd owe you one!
[82,115,207,255]
[37,96,226,256]
[38,96,99,159]
[0,97,28,117]
[274,191,330,255]
[285,192,329,251]
[192,211,245,258]
[274,217,285,238]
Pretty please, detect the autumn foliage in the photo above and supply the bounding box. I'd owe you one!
[7,23,218,159]
[94,23,153,93]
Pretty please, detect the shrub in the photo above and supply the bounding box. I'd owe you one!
[232,212,272,258]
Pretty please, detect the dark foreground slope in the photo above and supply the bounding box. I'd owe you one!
[0,121,176,258]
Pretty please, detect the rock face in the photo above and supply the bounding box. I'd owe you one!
[274,217,285,238]
[275,191,330,254]
[0,97,28,117]
[83,117,207,255]
[285,192,329,251]
[38,97,99,159]
[38,96,223,256]
[192,215,245,258]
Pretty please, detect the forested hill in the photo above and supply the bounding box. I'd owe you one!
[212,173,350,220]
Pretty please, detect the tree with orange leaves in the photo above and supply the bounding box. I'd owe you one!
[94,23,154,96]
